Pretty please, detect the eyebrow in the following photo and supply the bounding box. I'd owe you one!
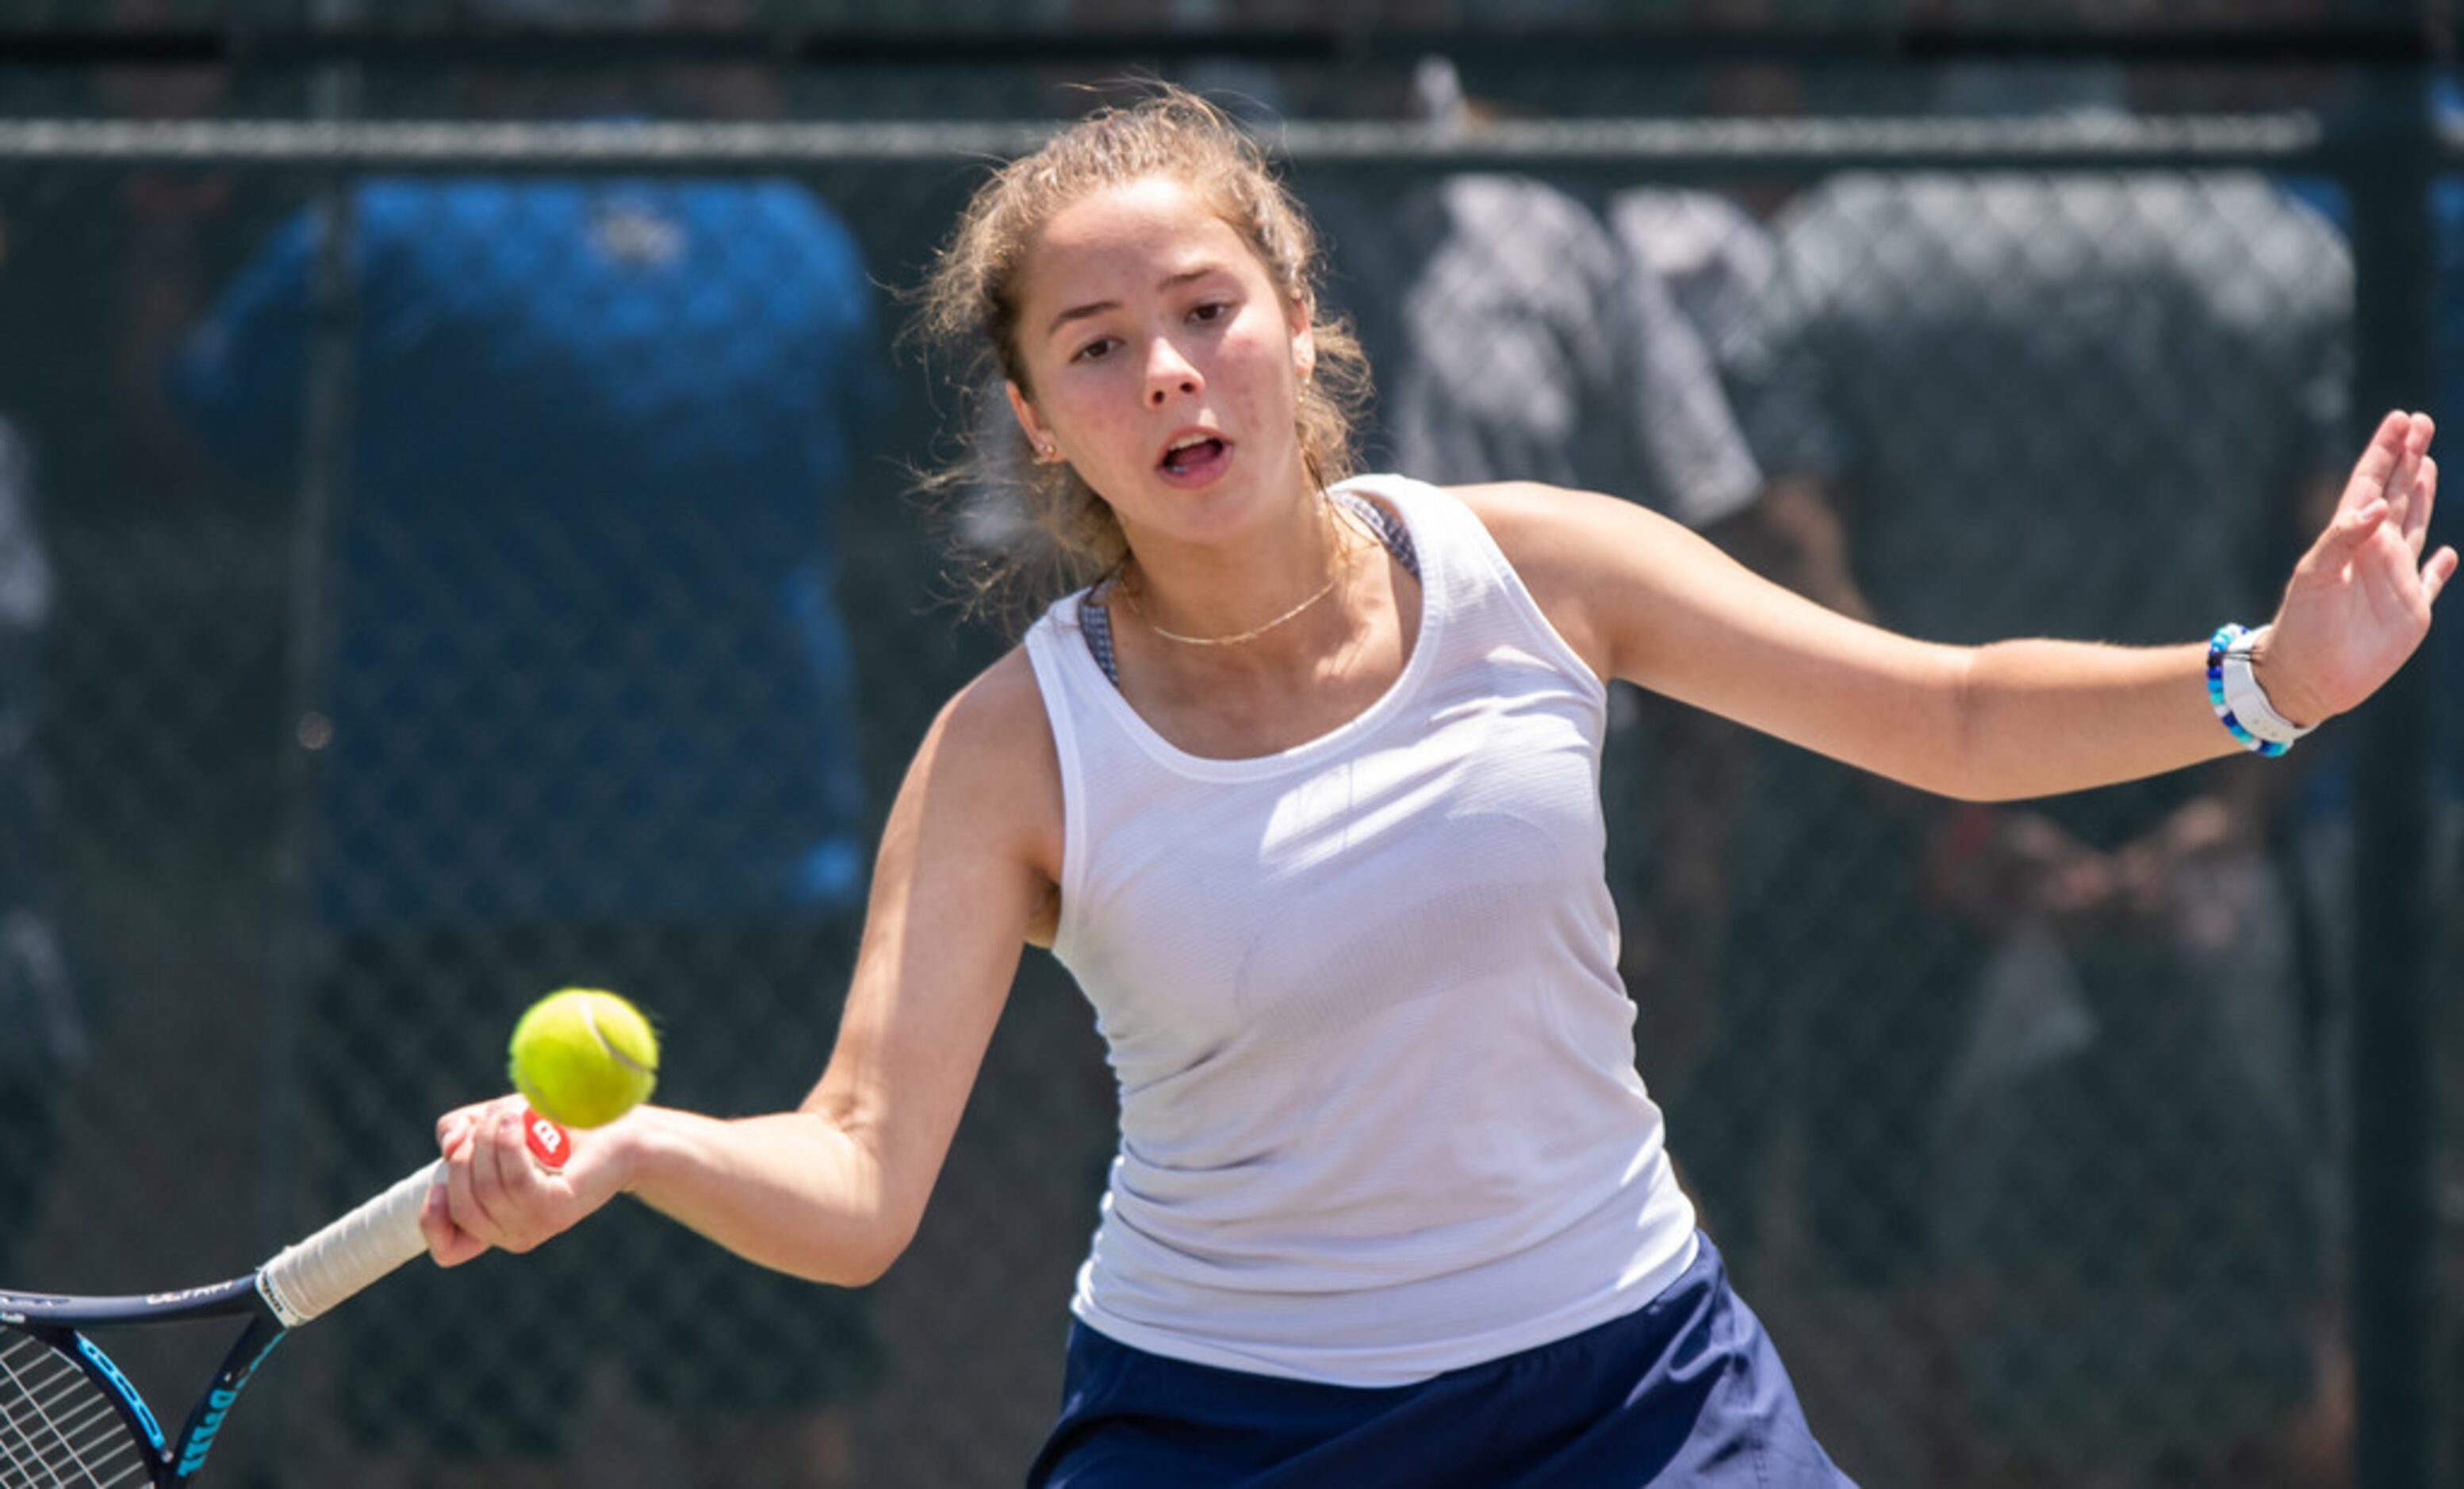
[1045,265,1226,340]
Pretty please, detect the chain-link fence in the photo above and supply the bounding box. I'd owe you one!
[0,25,2458,1489]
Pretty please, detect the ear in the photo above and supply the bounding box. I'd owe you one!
[1006,380,1057,461]
[1289,299,1317,385]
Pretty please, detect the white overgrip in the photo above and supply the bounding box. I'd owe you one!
[255,1161,440,1327]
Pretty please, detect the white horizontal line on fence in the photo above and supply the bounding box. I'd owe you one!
[0,111,2343,170]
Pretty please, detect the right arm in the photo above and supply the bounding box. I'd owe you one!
[420,647,1065,1287]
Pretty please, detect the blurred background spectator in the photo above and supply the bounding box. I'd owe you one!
[1720,163,2355,1487]
[162,6,893,1480]
[1307,57,1859,1093]
[0,407,80,1285]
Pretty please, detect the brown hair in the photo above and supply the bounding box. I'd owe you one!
[914,84,1371,626]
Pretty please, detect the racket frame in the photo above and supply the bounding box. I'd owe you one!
[0,1155,445,1486]
[3,1274,289,1484]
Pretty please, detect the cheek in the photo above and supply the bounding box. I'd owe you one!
[1046,383,1143,466]
[1228,325,1304,418]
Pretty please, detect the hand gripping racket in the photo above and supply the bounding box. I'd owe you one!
[0,1111,572,1486]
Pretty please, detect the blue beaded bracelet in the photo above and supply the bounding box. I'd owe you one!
[2205,623,2294,757]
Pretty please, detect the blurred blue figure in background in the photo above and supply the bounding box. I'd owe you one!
[171,169,889,1486]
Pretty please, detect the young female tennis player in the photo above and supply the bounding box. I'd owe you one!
[418,87,2453,1485]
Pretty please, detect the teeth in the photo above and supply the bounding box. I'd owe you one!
[1168,434,1213,453]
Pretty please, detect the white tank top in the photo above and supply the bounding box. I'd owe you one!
[1021,475,1698,1387]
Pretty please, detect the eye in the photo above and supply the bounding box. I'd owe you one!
[1070,335,1118,364]
[1189,300,1230,325]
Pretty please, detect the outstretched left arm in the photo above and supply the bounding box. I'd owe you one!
[1466,409,2454,803]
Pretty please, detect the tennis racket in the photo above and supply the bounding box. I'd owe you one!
[0,1111,572,1486]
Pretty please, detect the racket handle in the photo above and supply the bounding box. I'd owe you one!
[256,1161,439,1327]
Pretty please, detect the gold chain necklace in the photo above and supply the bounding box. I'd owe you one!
[1125,505,1360,648]
[1130,566,1346,647]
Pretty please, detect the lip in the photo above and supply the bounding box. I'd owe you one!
[1155,427,1234,487]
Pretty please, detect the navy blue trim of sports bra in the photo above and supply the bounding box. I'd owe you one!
[1078,488,1419,688]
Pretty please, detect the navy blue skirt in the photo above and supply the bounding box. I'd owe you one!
[1026,1234,1857,1487]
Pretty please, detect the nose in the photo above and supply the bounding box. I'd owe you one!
[1145,335,1201,408]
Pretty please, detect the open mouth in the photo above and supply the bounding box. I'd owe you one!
[1160,434,1230,478]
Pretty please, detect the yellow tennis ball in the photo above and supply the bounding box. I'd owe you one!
[508,988,659,1130]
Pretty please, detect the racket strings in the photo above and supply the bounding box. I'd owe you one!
[0,1330,151,1488]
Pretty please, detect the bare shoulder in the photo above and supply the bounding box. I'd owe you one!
[1443,479,1572,537]
[1443,480,1685,563]
[937,644,1056,754]
[906,641,1060,941]
[931,645,1062,801]
[1439,480,1696,676]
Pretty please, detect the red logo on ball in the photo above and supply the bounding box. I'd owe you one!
[525,1112,571,1169]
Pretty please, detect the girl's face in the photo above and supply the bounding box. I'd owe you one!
[1006,174,1316,549]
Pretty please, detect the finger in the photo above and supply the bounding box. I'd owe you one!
[473,1109,532,1237]
[2423,545,2458,605]
[428,1232,491,1269]
[439,1092,523,1150]
[443,1124,486,1244]
[2405,453,2439,553]
[437,1093,521,1229]
[2337,409,2413,518]
[419,1166,489,1268]
[475,1108,560,1253]
[2377,412,2431,535]
[2311,496,2389,567]
[2391,415,2434,533]
[418,1165,448,1240]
